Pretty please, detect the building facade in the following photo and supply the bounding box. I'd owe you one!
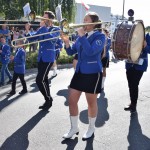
[75,3,111,25]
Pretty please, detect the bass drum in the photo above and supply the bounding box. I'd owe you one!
[112,20,145,62]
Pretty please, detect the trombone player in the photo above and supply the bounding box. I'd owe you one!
[25,11,59,110]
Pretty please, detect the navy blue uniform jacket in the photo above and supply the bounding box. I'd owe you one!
[1,44,11,64]
[14,48,26,74]
[65,31,105,74]
[27,26,59,63]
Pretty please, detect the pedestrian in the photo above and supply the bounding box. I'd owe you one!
[124,33,150,113]
[61,12,105,140]
[25,11,59,110]
[52,38,63,77]
[101,29,111,91]
[0,36,12,86]
[7,39,27,95]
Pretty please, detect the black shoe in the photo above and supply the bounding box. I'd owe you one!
[19,90,28,95]
[7,91,16,95]
[39,100,52,110]
[124,105,136,113]
[7,79,13,84]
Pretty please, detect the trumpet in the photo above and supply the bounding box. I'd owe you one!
[11,18,111,47]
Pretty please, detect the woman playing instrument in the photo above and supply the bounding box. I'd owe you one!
[124,33,150,113]
[61,12,105,140]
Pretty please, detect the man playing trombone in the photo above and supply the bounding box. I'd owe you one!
[25,11,59,110]
[43,11,63,77]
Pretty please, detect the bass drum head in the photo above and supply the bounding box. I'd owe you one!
[130,22,145,62]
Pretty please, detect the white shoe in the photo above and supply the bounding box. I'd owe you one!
[63,128,79,139]
[63,116,79,139]
[82,117,96,140]
[52,71,57,77]
[82,127,95,140]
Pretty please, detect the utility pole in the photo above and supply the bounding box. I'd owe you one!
[122,0,125,20]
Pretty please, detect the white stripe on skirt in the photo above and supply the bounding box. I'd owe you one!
[94,73,100,94]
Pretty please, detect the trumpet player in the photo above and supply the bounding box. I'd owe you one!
[61,12,105,140]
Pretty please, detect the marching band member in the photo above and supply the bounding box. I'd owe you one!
[25,11,59,110]
[101,29,111,91]
[0,36,12,86]
[61,12,105,140]
[124,33,150,113]
[43,11,62,77]
[8,39,27,95]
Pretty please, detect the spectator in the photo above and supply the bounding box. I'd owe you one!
[0,24,9,44]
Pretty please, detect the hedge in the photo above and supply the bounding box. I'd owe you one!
[0,49,74,70]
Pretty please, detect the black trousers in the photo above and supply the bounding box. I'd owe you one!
[12,72,27,92]
[36,60,53,101]
[126,67,144,107]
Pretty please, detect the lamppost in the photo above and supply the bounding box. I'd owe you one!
[122,0,125,20]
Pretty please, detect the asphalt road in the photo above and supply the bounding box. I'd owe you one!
[0,60,150,150]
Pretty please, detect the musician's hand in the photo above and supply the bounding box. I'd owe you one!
[60,32,70,48]
[77,27,85,37]
[0,50,2,53]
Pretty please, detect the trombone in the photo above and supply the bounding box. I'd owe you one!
[0,11,38,26]
[0,11,59,26]
[11,18,111,47]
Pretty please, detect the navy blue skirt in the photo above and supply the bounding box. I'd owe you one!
[70,71,102,94]
[101,57,109,68]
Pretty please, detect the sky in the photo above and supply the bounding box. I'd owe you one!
[75,0,149,27]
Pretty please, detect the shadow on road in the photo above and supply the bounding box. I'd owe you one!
[79,92,109,127]
[84,134,94,150]
[57,89,69,106]
[0,94,25,112]
[127,113,150,150]
[0,110,49,150]
[61,137,78,150]
[48,75,57,86]
[30,82,39,93]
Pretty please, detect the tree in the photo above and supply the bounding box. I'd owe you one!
[0,0,75,23]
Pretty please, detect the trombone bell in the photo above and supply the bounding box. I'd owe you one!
[29,11,36,22]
